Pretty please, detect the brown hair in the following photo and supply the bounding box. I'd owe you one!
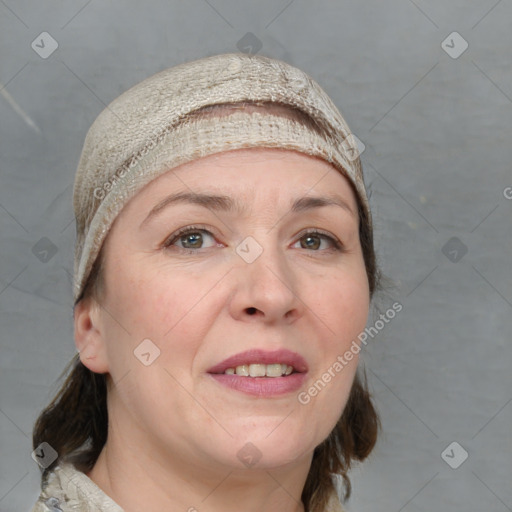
[33,102,381,511]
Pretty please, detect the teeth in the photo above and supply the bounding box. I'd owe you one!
[236,365,249,376]
[249,364,267,377]
[265,364,283,377]
[226,364,294,377]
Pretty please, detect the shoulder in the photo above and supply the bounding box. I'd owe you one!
[30,462,124,512]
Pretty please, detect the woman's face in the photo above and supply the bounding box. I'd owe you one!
[80,147,370,473]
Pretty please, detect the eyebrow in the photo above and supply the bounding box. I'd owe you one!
[139,191,355,229]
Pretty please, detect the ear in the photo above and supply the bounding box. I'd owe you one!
[74,297,110,374]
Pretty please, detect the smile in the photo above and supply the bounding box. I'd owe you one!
[224,363,294,377]
[207,349,308,397]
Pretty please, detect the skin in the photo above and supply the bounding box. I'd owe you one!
[74,147,370,512]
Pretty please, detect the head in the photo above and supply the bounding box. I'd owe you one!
[33,53,380,512]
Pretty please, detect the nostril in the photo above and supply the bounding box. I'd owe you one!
[246,307,257,315]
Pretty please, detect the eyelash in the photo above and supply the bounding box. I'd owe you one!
[163,224,344,254]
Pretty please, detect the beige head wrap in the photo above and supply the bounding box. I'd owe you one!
[73,52,370,303]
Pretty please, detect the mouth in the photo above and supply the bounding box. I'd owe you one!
[223,363,295,377]
[207,348,308,376]
[207,349,308,397]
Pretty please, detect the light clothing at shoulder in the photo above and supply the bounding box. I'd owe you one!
[30,462,346,512]
[30,463,123,512]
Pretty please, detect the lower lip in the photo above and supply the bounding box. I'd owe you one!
[208,373,307,397]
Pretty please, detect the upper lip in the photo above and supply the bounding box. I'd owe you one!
[207,349,308,374]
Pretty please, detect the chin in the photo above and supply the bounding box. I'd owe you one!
[218,429,314,470]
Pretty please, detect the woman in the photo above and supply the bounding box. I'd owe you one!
[31,52,380,512]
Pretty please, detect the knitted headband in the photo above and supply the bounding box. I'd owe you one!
[72,52,370,303]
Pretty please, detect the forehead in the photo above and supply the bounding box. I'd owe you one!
[132,147,358,207]
[103,148,361,249]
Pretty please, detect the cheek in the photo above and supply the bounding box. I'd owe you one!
[335,282,370,339]
[102,266,200,414]
[110,261,187,335]
[330,278,369,380]
[301,265,369,412]
[138,267,216,339]
[106,263,218,374]
[315,265,370,343]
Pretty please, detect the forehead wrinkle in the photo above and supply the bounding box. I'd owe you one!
[140,191,248,228]
[140,187,355,230]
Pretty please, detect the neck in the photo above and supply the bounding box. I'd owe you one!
[87,420,309,512]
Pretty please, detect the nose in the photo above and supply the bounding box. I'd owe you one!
[229,240,304,324]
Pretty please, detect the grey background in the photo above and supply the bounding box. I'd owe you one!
[1,1,511,511]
